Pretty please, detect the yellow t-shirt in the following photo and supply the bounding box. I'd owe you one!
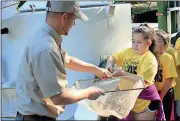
[154,52,177,91]
[166,46,180,68]
[113,48,158,113]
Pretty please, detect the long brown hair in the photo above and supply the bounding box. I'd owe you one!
[155,29,170,47]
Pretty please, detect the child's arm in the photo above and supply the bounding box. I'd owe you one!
[106,49,129,72]
[106,56,115,72]
[159,77,174,100]
[112,69,143,83]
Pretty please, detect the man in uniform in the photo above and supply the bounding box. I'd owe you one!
[15,1,112,120]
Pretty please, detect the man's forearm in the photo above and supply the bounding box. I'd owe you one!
[66,56,99,74]
[50,88,89,105]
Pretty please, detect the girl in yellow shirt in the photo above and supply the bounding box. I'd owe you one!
[154,29,178,120]
[106,24,165,120]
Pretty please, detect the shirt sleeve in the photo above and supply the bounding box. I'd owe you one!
[175,38,180,55]
[138,55,158,86]
[164,54,178,79]
[31,49,67,98]
[112,48,129,67]
[174,50,180,66]
[138,63,158,86]
[175,37,180,50]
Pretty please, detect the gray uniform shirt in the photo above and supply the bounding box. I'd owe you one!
[15,22,68,118]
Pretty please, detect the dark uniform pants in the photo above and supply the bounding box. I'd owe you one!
[16,111,56,121]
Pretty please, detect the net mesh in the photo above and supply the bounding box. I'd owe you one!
[73,75,146,119]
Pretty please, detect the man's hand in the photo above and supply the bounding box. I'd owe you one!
[95,67,112,79]
[86,86,105,100]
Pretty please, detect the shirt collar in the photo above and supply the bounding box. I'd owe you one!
[42,22,62,46]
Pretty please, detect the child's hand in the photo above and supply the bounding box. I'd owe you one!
[106,63,113,73]
[112,69,124,77]
[95,68,112,79]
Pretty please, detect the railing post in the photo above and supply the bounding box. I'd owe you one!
[157,1,168,32]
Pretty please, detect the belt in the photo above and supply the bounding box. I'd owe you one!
[16,111,56,121]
